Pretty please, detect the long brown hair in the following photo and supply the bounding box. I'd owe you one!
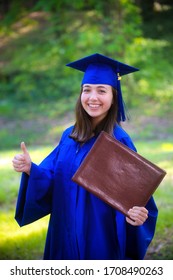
[70,86,118,143]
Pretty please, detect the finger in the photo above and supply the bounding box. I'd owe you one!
[128,211,148,223]
[13,164,23,172]
[133,206,148,214]
[127,213,143,224]
[13,155,25,162]
[129,207,148,218]
[126,216,138,226]
[21,142,28,155]
[126,216,144,226]
[127,208,148,225]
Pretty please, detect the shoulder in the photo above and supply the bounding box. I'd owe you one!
[59,125,74,143]
[62,125,74,137]
[113,124,131,140]
[113,124,137,152]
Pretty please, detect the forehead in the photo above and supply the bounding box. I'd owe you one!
[83,84,112,89]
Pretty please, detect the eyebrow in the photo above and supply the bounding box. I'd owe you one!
[83,85,107,89]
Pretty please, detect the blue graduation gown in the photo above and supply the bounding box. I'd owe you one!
[15,125,158,260]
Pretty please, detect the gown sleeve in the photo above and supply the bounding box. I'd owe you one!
[125,196,158,259]
[15,146,60,226]
[115,130,158,260]
[14,124,70,229]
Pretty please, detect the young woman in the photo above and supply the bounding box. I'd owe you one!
[12,53,158,260]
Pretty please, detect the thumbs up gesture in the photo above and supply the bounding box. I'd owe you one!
[12,142,32,175]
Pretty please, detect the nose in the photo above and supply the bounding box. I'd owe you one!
[89,90,98,100]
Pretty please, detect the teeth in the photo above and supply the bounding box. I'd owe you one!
[88,104,100,108]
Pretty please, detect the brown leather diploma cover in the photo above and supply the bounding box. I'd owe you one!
[72,131,166,218]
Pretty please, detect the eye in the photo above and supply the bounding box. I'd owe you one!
[82,88,90,93]
[98,90,106,94]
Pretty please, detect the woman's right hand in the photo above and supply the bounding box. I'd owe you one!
[12,142,31,175]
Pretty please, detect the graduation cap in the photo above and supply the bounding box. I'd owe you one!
[66,53,139,122]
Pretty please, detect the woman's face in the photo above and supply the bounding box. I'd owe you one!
[81,84,113,127]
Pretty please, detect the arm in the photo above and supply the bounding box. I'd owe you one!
[13,143,59,226]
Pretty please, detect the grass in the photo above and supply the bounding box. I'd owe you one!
[0,211,48,260]
[136,140,173,260]
[0,140,173,260]
[0,146,51,260]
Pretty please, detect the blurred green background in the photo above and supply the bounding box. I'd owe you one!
[0,0,173,259]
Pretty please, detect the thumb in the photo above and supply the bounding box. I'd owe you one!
[21,141,29,155]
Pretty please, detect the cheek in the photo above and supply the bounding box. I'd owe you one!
[105,95,113,109]
[81,94,87,106]
[105,102,112,112]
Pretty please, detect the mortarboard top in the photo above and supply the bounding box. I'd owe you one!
[66,53,139,122]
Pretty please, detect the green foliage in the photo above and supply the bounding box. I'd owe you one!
[1,1,173,109]
[126,37,173,104]
[0,1,141,104]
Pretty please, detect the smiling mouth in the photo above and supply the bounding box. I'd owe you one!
[88,104,101,108]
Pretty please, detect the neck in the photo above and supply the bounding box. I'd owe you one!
[91,116,105,130]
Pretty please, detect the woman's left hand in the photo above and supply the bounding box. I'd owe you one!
[126,206,148,226]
